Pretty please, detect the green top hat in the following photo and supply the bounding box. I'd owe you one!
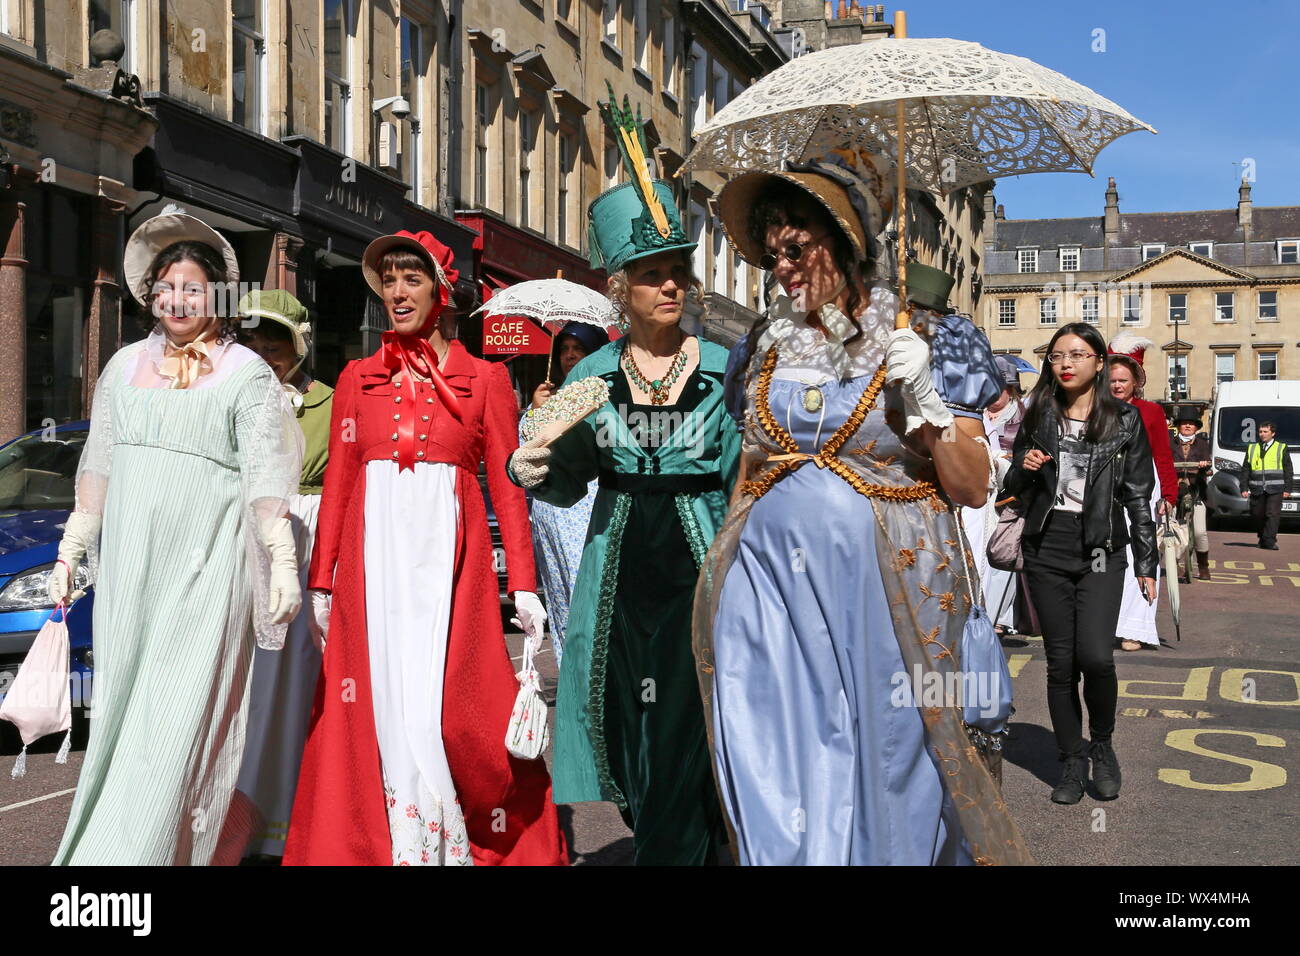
[587,83,695,275]
[905,262,956,313]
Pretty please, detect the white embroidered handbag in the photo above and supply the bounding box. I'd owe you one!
[505,634,550,760]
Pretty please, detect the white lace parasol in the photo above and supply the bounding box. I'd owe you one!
[473,278,620,336]
[684,37,1156,192]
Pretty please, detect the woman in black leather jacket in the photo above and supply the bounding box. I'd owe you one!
[1002,323,1157,806]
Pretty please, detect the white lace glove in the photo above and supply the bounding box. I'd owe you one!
[308,589,331,653]
[887,327,955,435]
[261,515,303,626]
[508,440,552,489]
[49,511,102,606]
[510,591,547,645]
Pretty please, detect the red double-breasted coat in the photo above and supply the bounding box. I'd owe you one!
[283,340,568,866]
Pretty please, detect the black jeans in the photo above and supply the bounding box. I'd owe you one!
[1023,510,1128,759]
[1250,492,1283,547]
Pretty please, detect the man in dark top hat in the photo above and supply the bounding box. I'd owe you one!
[1169,405,1212,578]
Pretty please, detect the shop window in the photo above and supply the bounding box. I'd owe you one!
[23,190,94,429]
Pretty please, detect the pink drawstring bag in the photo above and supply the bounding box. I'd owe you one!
[0,603,72,778]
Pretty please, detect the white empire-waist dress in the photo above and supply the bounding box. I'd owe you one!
[53,335,300,866]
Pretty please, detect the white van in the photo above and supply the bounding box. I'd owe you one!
[1206,379,1300,521]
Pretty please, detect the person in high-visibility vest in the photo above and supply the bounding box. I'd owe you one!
[1241,421,1293,550]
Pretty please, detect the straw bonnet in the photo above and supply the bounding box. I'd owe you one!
[123,204,239,307]
[718,147,894,268]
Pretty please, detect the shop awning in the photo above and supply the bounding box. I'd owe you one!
[481,313,552,357]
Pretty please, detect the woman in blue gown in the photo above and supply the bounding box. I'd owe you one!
[519,322,609,666]
[697,151,1033,866]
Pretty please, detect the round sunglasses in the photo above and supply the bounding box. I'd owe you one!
[758,233,827,271]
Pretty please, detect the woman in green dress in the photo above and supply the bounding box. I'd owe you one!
[507,92,739,865]
[46,207,303,865]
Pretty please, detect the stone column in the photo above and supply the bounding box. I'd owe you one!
[270,232,305,295]
[85,195,127,416]
[0,200,27,443]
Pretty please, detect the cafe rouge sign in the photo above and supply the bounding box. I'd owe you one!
[483,317,551,356]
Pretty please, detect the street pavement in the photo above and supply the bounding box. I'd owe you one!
[1,526,1295,866]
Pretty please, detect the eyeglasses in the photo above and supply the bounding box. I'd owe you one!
[1047,350,1099,365]
[758,234,826,271]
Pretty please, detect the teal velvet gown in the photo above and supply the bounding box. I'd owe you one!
[518,337,740,865]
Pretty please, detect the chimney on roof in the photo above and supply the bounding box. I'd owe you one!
[996,204,1005,220]
[1238,176,1253,267]
[983,191,998,252]
[849,0,862,18]
[824,0,834,19]
[1104,176,1120,270]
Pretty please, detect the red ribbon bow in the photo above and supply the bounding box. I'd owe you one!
[380,331,464,472]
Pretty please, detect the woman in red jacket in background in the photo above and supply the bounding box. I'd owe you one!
[284,230,567,866]
[1107,333,1177,652]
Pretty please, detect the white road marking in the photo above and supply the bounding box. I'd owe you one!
[0,788,76,813]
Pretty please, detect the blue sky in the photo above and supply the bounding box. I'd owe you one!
[906,0,1300,219]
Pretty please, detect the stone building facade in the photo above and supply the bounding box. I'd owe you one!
[981,177,1300,403]
[2,1,994,434]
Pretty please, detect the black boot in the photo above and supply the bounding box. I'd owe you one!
[1090,740,1122,800]
[1050,754,1089,805]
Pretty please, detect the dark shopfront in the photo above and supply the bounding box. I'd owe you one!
[135,94,475,390]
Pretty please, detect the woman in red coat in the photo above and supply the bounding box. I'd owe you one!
[283,231,568,865]
[1107,333,1177,652]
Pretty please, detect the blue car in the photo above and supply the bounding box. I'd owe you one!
[0,421,95,738]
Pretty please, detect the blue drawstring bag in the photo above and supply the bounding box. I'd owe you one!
[959,604,1013,734]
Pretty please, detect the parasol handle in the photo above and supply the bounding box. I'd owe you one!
[545,270,564,384]
[894,11,910,331]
